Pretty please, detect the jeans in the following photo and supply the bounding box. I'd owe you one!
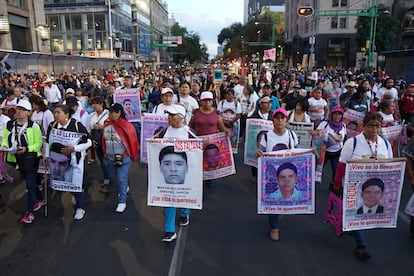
[324,150,341,182]
[164,207,189,233]
[96,146,111,183]
[23,170,39,213]
[107,156,131,204]
[269,214,279,230]
[353,230,366,248]
[72,191,84,209]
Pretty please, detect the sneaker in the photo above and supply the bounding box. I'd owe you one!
[162,232,177,242]
[87,159,96,165]
[33,200,46,212]
[270,229,279,241]
[179,215,190,227]
[354,247,371,261]
[73,208,85,220]
[116,203,126,213]
[20,211,34,224]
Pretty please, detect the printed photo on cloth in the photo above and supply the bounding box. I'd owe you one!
[140,113,169,163]
[258,149,315,215]
[342,158,406,231]
[343,109,364,138]
[48,128,84,192]
[200,132,235,180]
[244,118,273,167]
[114,88,141,122]
[147,139,203,209]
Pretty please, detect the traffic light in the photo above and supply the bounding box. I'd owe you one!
[298,6,314,16]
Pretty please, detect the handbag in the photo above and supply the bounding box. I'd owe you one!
[16,152,39,172]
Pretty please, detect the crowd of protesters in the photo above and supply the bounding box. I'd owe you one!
[0,65,413,259]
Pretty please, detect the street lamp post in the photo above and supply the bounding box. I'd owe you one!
[36,24,55,74]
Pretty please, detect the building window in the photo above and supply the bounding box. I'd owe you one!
[331,17,347,29]
[332,0,348,7]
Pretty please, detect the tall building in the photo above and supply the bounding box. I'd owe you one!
[246,0,285,22]
[284,0,401,68]
[0,0,48,52]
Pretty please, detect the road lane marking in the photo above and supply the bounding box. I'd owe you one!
[168,226,188,276]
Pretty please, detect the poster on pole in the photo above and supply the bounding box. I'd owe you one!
[114,88,141,122]
[199,132,235,180]
[244,118,274,167]
[48,129,85,192]
[343,109,364,138]
[140,113,169,163]
[147,139,203,209]
[342,158,406,231]
[287,121,314,148]
[258,149,315,215]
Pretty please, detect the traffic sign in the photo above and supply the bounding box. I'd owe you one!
[151,43,178,48]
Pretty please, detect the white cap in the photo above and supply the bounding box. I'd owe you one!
[200,91,213,101]
[66,88,75,94]
[16,100,32,111]
[164,104,186,118]
[161,88,174,95]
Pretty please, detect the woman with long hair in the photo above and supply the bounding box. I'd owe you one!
[101,103,139,213]
[44,104,92,220]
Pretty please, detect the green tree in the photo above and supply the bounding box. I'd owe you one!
[168,23,208,64]
[355,4,399,53]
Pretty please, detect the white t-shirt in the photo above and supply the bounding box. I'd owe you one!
[218,100,242,121]
[260,129,298,152]
[164,125,189,139]
[376,87,398,101]
[179,95,199,125]
[339,132,393,162]
[316,121,346,152]
[31,110,54,135]
[233,84,245,100]
[308,97,327,121]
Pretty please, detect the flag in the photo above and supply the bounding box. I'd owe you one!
[263,48,276,61]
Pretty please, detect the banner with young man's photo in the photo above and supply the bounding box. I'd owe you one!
[140,113,169,163]
[147,139,203,209]
[48,128,85,192]
[257,149,315,215]
[199,132,235,180]
[114,88,141,122]
[343,109,364,138]
[342,158,406,231]
[244,119,274,167]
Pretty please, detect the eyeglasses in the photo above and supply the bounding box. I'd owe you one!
[366,124,381,129]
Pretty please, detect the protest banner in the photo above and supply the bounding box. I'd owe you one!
[287,121,314,148]
[257,149,315,215]
[48,128,85,192]
[342,158,406,231]
[380,124,403,143]
[244,118,274,167]
[199,132,235,180]
[343,109,364,138]
[140,113,169,163]
[405,193,414,217]
[147,139,203,209]
[114,88,141,122]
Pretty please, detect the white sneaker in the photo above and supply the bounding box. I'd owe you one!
[116,203,126,213]
[73,208,85,220]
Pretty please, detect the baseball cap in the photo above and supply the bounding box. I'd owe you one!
[161,88,174,95]
[331,106,344,114]
[259,96,272,104]
[16,100,32,111]
[164,104,186,118]
[65,88,75,95]
[200,91,213,101]
[272,107,288,118]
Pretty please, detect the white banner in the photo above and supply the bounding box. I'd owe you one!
[49,129,84,192]
[147,139,203,209]
[342,158,406,231]
[287,121,314,148]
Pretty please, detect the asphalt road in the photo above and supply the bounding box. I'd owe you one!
[1,146,414,276]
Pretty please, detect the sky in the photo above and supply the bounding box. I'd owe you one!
[165,0,244,58]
